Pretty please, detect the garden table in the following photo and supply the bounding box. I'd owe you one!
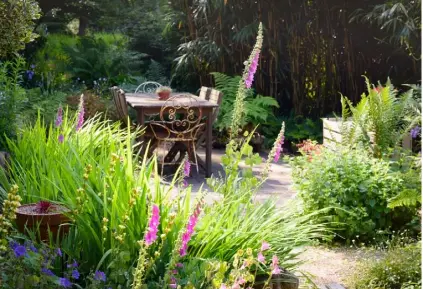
[126,93,218,177]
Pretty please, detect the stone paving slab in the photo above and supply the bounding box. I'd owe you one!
[162,149,296,206]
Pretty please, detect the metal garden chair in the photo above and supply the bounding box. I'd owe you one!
[165,87,223,166]
[134,81,162,93]
[147,94,205,175]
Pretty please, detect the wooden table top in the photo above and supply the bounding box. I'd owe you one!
[126,93,218,108]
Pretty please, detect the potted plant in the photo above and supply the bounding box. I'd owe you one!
[16,201,71,242]
[156,86,172,100]
[253,273,299,289]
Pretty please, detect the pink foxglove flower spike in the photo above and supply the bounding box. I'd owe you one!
[76,94,85,131]
[144,204,160,246]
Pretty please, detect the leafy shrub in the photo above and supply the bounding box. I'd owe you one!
[290,147,417,240]
[0,0,41,58]
[348,242,421,289]
[66,91,112,120]
[30,34,77,92]
[0,57,27,149]
[211,72,279,134]
[63,36,143,90]
[31,33,144,93]
[283,115,323,143]
[20,89,68,125]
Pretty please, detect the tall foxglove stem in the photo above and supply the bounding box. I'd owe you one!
[230,22,263,140]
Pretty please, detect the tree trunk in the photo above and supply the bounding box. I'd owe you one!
[78,16,88,36]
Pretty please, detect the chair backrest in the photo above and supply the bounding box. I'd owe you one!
[135,81,162,93]
[193,88,223,148]
[198,86,211,100]
[198,87,223,123]
[155,94,204,140]
[111,86,128,122]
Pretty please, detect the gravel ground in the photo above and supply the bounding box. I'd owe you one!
[296,246,382,288]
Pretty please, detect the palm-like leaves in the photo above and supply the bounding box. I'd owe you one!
[350,0,421,59]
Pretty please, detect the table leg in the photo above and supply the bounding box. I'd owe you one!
[206,110,212,177]
[136,108,146,140]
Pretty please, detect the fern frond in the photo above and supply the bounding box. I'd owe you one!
[388,189,421,208]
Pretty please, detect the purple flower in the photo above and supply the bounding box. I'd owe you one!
[257,252,265,263]
[25,241,37,253]
[26,70,34,80]
[59,277,72,288]
[58,134,64,143]
[271,255,281,275]
[55,106,63,127]
[179,202,202,257]
[183,159,191,177]
[56,248,62,257]
[31,64,36,69]
[245,52,260,89]
[261,241,270,251]
[94,270,106,282]
[411,126,421,139]
[13,245,27,258]
[41,267,55,277]
[9,241,18,250]
[145,204,160,246]
[76,95,85,131]
[273,136,285,163]
[72,269,80,280]
[67,260,78,268]
[274,145,282,163]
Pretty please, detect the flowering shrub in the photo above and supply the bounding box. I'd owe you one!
[296,139,322,161]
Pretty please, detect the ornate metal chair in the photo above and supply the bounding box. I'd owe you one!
[165,87,223,165]
[148,94,205,175]
[134,81,162,93]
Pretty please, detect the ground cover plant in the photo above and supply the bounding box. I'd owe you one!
[348,233,421,289]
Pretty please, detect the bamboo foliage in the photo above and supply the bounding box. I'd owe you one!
[168,0,420,117]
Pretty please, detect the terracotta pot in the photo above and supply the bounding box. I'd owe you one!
[16,203,71,242]
[253,273,299,289]
[157,91,171,100]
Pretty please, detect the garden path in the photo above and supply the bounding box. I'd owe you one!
[184,148,295,205]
